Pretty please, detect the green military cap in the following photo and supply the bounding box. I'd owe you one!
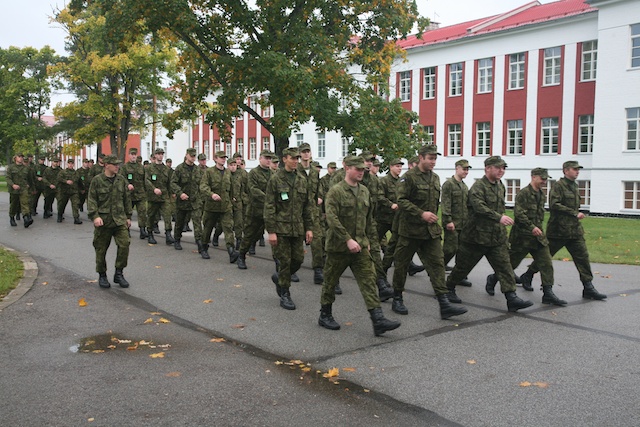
[197,153,207,160]
[389,158,404,166]
[15,152,24,157]
[232,152,243,159]
[418,144,441,156]
[166,158,172,163]
[282,147,300,158]
[372,158,381,167]
[271,157,280,163]
[52,157,61,162]
[67,158,74,163]
[298,142,311,152]
[128,147,138,154]
[260,148,274,157]
[27,153,33,157]
[312,161,322,168]
[484,156,507,167]
[154,148,165,154]
[344,155,366,169]
[186,148,197,156]
[563,160,583,170]
[408,156,419,165]
[82,158,90,163]
[103,155,122,165]
[327,161,337,168]
[455,159,472,169]
[531,167,551,179]
[215,150,227,158]
[227,157,237,166]
[98,153,106,159]
[359,150,375,161]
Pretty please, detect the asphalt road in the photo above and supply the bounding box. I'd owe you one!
[1,192,639,426]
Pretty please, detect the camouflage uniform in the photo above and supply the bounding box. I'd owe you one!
[441,175,468,266]
[239,165,272,255]
[297,161,324,270]
[76,164,91,211]
[200,165,235,250]
[120,159,148,231]
[42,163,62,216]
[229,165,245,244]
[145,161,173,232]
[6,161,32,217]
[31,160,48,214]
[56,164,82,220]
[377,170,400,250]
[170,160,204,243]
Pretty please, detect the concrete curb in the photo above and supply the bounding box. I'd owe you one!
[0,245,38,311]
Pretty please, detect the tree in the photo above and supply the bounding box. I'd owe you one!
[120,0,427,156]
[51,2,177,159]
[0,46,59,163]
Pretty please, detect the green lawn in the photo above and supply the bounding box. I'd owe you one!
[0,247,24,300]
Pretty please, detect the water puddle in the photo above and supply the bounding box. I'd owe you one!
[70,333,170,354]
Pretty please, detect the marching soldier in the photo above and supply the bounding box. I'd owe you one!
[56,158,83,224]
[170,148,204,252]
[145,148,175,245]
[76,158,91,212]
[6,153,34,228]
[42,158,62,218]
[228,157,245,250]
[120,148,148,240]
[31,156,48,216]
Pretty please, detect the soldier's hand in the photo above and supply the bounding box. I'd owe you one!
[577,212,586,220]
[499,215,514,226]
[268,232,278,246]
[12,184,20,190]
[347,239,361,253]
[421,211,438,223]
[93,217,104,227]
[126,219,132,228]
[50,185,56,189]
[317,197,323,205]
[66,180,73,185]
[211,193,221,201]
[128,184,134,191]
[391,203,398,211]
[446,222,455,231]
[180,193,189,200]
[305,230,313,245]
[532,226,543,236]
[154,188,162,196]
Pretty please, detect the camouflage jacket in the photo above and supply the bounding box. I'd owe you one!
[88,173,132,227]
[547,177,584,239]
[263,168,313,237]
[6,163,31,194]
[509,184,548,248]
[297,163,321,232]
[57,167,81,194]
[397,167,442,240]
[170,162,204,211]
[119,161,147,200]
[329,168,346,187]
[246,166,272,218]
[377,173,399,224]
[230,169,245,210]
[34,163,48,190]
[440,176,469,228]
[325,180,376,253]
[76,167,91,192]
[145,162,172,202]
[200,166,232,213]
[42,166,62,193]
[462,176,507,246]
[236,167,250,206]
[89,163,105,183]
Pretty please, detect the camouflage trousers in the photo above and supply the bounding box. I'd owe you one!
[510,242,554,285]
[174,206,203,242]
[321,248,381,310]
[273,235,305,289]
[447,241,516,293]
[131,199,148,229]
[30,187,44,213]
[44,189,57,213]
[147,200,172,232]
[202,210,235,249]
[9,192,30,216]
[231,202,244,241]
[239,215,265,255]
[529,237,593,283]
[381,213,399,271]
[93,224,130,273]
[310,224,325,269]
[392,236,448,295]
[57,191,80,219]
[442,228,460,267]
[377,221,393,251]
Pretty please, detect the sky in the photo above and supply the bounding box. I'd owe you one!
[0,0,545,111]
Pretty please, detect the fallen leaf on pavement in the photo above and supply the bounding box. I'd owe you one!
[343,367,356,372]
[203,299,213,304]
[155,265,162,268]
[143,318,154,324]
[467,360,476,365]
[165,372,181,377]
[42,281,48,285]
[323,368,339,378]
[231,324,245,329]
[150,352,165,358]
[210,337,225,343]
[519,381,532,387]
[78,298,87,307]
[158,318,171,323]
[533,381,549,388]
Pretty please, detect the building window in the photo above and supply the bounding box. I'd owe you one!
[261,96,270,117]
[399,71,411,102]
[543,47,561,86]
[581,40,598,81]
[627,107,640,150]
[225,141,232,158]
[578,180,591,208]
[236,138,244,157]
[478,58,493,93]
[204,140,210,158]
[424,125,434,144]
[341,137,350,158]
[624,181,640,210]
[146,142,151,157]
[449,63,463,96]
[543,179,556,207]
[213,139,220,153]
[541,117,559,154]
[447,124,461,156]
[262,136,270,151]
[578,115,594,153]
[505,179,521,204]
[507,120,524,154]
[476,122,491,156]
[317,132,326,158]
[631,23,640,68]
[296,134,304,146]
[423,67,436,99]
[509,52,525,90]
[249,137,257,160]
[249,96,259,113]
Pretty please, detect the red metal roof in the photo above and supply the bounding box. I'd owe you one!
[398,0,596,50]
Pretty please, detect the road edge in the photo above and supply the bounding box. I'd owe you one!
[0,244,38,311]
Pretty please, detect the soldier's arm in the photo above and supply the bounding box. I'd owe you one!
[468,183,502,222]
[548,181,578,216]
[87,179,99,221]
[169,167,182,197]
[513,189,535,232]
[397,174,425,219]
[262,177,277,233]
[377,177,393,209]
[302,182,314,232]
[5,166,16,188]
[249,171,267,201]
[325,186,351,243]
[199,170,213,198]
[365,189,377,245]
[123,178,133,219]
[440,180,454,225]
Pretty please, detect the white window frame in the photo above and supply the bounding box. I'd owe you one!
[578,115,594,153]
[236,138,244,157]
[447,124,461,156]
[249,96,259,113]
[476,122,491,156]
[626,107,640,151]
[296,134,304,146]
[623,181,640,210]
[204,140,210,158]
[449,63,463,96]
[543,47,561,86]
[581,40,598,81]
[541,117,559,154]
[317,132,326,158]
[423,67,436,99]
[477,58,493,93]
[225,141,232,158]
[249,137,257,160]
[341,137,350,158]
[509,52,526,90]
[262,136,270,151]
[577,180,591,208]
[505,179,521,204]
[399,71,411,102]
[507,120,523,155]
[424,125,434,144]
[631,23,640,68]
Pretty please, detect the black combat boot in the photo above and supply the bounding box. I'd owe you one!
[98,273,111,288]
[369,307,401,336]
[153,224,160,234]
[259,236,265,247]
[582,281,607,300]
[447,285,462,304]
[211,230,220,246]
[16,213,21,220]
[248,243,256,255]
[542,285,567,306]
[139,228,148,239]
[174,239,182,250]
[57,213,63,223]
[505,291,533,312]
[335,282,343,295]
[459,277,472,287]
[10,216,17,227]
[391,291,408,315]
[313,268,324,285]
[519,268,535,291]
[147,228,157,244]
[437,294,468,319]
[237,253,247,270]
[235,238,241,250]
[43,210,51,219]
[183,223,192,232]
[227,246,239,263]
[485,273,498,296]
[271,272,282,296]
[24,214,34,228]
[279,288,296,310]
[290,273,300,282]
[318,305,340,330]
[376,277,394,302]
[200,243,210,259]
[165,230,175,245]
[407,261,425,276]
[73,217,83,224]
[113,269,130,288]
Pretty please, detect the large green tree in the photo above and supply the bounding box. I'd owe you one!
[51,2,177,159]
[119,0,427,157]
[0,46,59,163]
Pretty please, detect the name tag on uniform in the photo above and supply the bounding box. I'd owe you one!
[37,171,41,176]
[81,176,85,180]
[151,174,157,181]
[281,192,289,201]
[127,173,133,180]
